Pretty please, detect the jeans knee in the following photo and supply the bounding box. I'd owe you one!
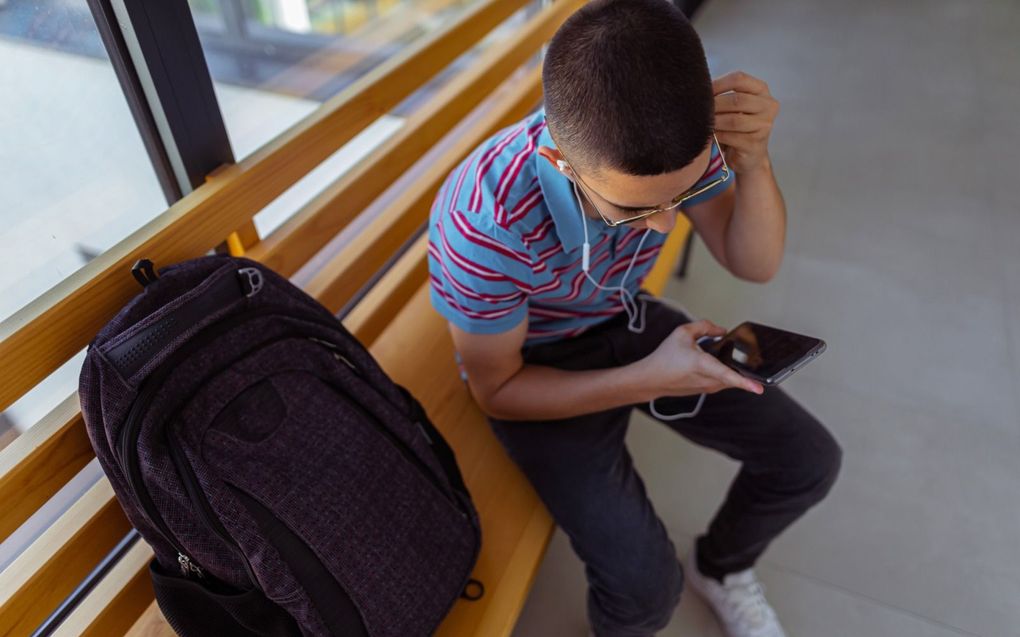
[642,561,684,628]
[802,426,842,504]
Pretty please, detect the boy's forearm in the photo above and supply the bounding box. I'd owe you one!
[481,361,655,422]
[726,159,787,282]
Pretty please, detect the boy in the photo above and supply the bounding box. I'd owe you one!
[427,1,841,635]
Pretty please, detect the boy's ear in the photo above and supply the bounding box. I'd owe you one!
[537,146,564,169]
[537,146,575,181]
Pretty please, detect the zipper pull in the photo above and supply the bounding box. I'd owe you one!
[178,553,205,578]
[237,267,264,298]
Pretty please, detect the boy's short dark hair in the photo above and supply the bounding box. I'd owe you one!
[543,0,714,176]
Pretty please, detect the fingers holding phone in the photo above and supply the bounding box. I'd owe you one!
[702,321,826,386]
[639,321,765,399]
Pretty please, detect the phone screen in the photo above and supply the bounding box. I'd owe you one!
[701,322,825,384]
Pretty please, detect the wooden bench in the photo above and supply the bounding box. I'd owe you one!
[0,0,694,634]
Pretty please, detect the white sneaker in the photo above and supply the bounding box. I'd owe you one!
[685,548,788,637]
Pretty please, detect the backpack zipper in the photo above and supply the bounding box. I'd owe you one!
[116,307,288,578]
[166,432,259,584]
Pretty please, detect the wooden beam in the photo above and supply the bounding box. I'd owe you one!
[342,233,430,347]
[0,393,92,543]
[52,539,155,637]
[0,479,130,637]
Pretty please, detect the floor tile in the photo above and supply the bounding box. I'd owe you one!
[788,254,1014,430]
[512,529,727,637]
[624,374,1020,636]
[514,526,978,637]
[766,376,1020,636]
[736,559,978,637]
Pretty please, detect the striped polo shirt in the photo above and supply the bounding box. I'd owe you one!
[427,108,732,347]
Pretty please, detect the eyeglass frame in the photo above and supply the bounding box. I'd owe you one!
[561,134,731,227]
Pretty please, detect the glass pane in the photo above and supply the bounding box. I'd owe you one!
[0,0,168,439]
[188,0,487,160]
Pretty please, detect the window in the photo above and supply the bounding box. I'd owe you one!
[0,0,169,326]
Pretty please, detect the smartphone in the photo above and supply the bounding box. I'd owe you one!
[697,322,826,386]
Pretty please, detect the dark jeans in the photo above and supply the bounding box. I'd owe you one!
[486,295,842,637]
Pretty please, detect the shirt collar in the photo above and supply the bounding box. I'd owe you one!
[535,124,609,253]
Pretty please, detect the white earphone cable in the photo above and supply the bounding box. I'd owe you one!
[565,174,706,420]
[571,179,648,333]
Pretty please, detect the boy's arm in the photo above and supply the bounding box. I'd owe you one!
[449,317,651,421]
[684,70,786,284]
[449,316,760,422]
[684,165,786,284]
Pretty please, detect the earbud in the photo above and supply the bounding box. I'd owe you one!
[556,159,569,173]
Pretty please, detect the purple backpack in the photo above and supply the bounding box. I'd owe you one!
[79,255,482,636]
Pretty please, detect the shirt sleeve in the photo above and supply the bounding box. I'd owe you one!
[682,139,735,208]
[427,207,531,335]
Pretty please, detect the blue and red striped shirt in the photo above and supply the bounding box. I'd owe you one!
[427,108,732,347]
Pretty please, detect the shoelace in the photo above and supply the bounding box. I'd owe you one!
[723,578,774,628]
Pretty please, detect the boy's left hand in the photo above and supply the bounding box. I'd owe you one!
[712,71,780,174]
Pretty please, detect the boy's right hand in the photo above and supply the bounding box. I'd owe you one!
[637,320,764,399]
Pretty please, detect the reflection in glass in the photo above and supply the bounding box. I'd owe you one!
[188,0,483,158]
[0,0,167,322]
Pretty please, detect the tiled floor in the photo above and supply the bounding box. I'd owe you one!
[513,0,1019,635]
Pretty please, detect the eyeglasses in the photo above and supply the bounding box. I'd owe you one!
[564,134,730,227]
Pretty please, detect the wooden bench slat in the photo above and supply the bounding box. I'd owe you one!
[303,63,544,315]
[444,504,555,637]
[127,601,176,637]
[369,285,554,636]
[248,0,578,278]
[342,233,431,347]
[643,215,694,297]
[0,478,130,636]
[52,539,155,637]
[0,0,526,412]
[0,393,92,543]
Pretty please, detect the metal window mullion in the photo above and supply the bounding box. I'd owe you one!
[85,0,183,204]
[107,0,235,195]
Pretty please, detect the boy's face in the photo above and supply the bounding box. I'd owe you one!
[539,139,715,235]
